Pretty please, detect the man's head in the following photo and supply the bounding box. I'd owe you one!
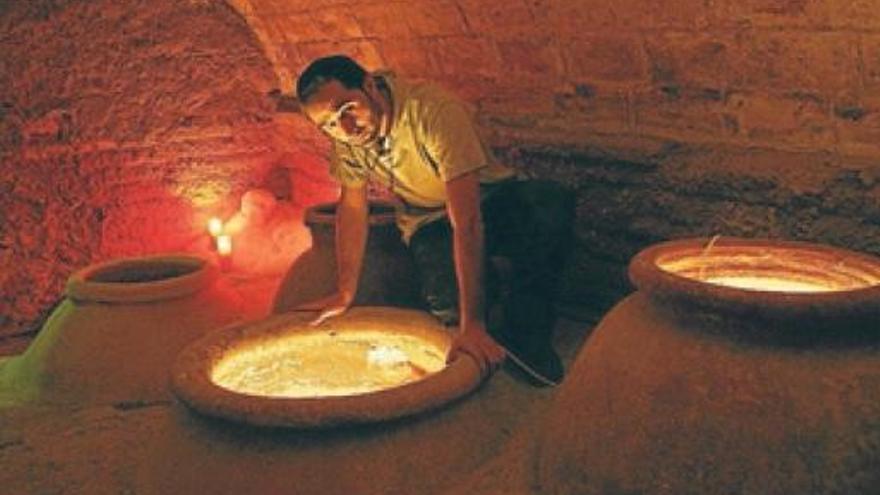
[296,55,385,147]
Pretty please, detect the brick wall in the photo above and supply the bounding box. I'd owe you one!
[0,0,306,336]
[230,0,880,312]
[495,145,880,311]
[3,0,880,334]
[227,0,880,158]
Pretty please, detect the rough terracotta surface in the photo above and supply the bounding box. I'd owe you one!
[537,240,880,495]
[0,402,168,495]
[444,240,880,495]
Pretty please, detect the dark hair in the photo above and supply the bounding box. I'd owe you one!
[296,55,367,103]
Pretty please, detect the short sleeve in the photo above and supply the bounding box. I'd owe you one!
[419,99,489,182]
[329,141,367,187]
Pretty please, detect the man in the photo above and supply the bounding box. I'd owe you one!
[295,55,573,385]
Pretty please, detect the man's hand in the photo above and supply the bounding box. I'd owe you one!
[294,184,366,327]
[447,320,506,378]
[293,291,354,326]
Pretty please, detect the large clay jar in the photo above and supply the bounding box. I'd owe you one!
[170,307,482,428]
[273,201,422,313]
[539,237,880,495]
[138,307,546,495]
[0,254,244,406]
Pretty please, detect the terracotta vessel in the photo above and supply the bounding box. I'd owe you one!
[538,237,880,495]
[138,307,543,495]
[0,254,243,406]
[170,307,482,427]
[272,201,422,313]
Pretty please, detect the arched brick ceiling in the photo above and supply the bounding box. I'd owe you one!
[224,0,296,89]
[224,0,880,158]
[222,0,563,96]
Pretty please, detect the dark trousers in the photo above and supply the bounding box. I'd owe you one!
[407,180,575,345]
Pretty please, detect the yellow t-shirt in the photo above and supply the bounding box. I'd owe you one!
[328,72,515,242]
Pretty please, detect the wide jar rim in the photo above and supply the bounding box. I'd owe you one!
[66,254,216,304]
[170,307,484,429]
[629,237,880,321]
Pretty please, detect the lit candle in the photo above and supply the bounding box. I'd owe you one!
[216,234,232,256]
[207,217,224,237]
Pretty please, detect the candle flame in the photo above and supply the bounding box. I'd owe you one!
[208,217,223,237]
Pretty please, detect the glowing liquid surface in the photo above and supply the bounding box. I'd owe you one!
[211,330,447,398]
[704,276,833,293]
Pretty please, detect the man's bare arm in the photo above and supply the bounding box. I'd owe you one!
[445,171,506,372]
[336,184,369,301]
[299,184,369,325]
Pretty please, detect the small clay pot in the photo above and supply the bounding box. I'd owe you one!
[0,254,244,405]
[272,201,423,313]
[539,237,880,495]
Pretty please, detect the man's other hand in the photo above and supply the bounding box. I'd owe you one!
[447,321,506,379]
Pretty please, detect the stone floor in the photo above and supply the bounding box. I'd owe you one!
[0,271,600,495]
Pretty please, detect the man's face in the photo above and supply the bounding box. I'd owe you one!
[302,79,380,147]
